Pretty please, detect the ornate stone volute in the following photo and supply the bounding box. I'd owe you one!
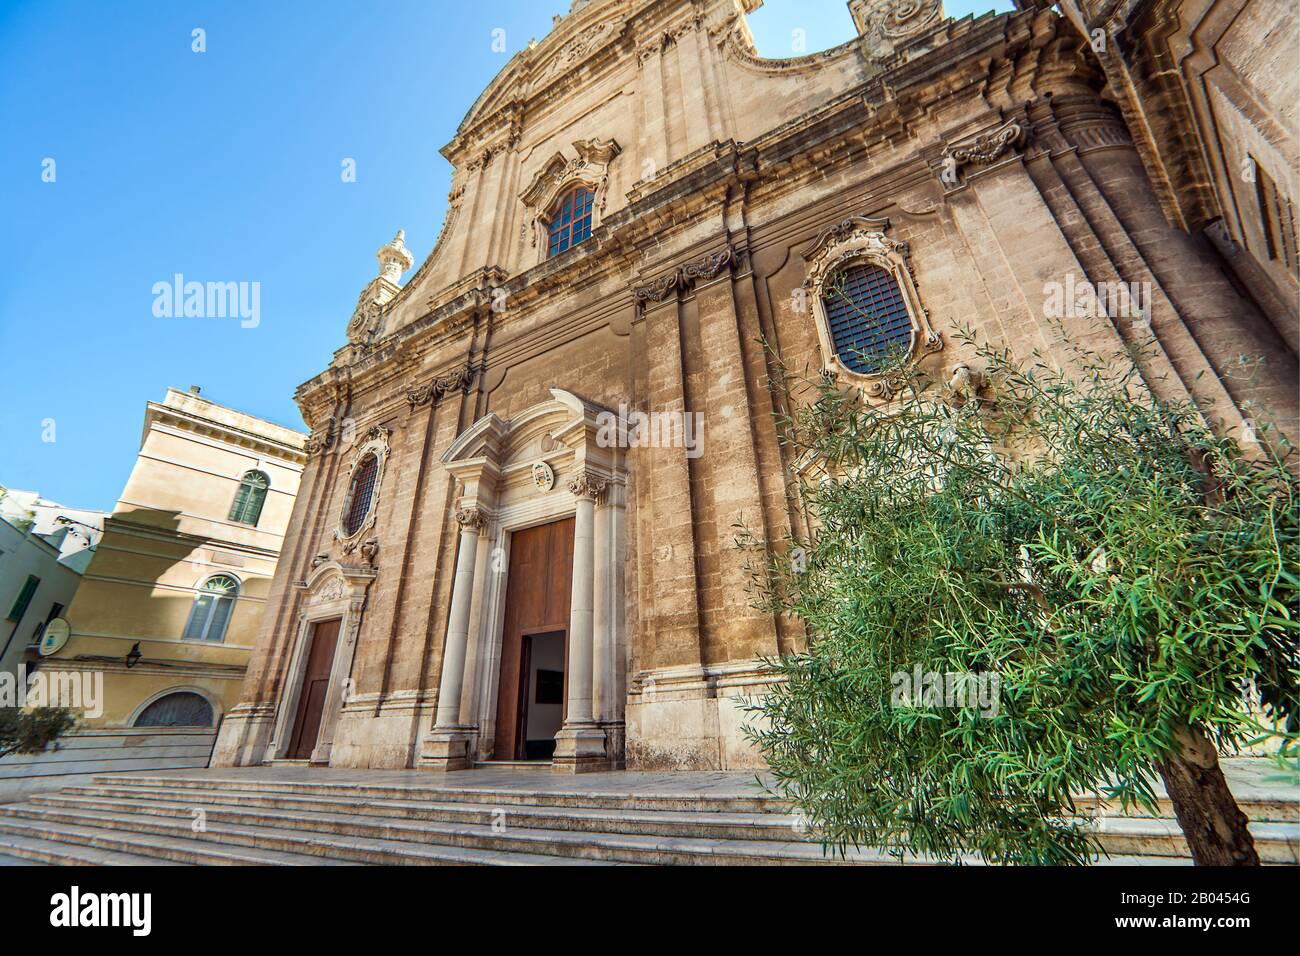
[633,246,746,305]
[306,416,337,457]
[405,361,480,408]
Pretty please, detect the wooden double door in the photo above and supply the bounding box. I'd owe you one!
[287,618,340,760]
[493,517,574,760]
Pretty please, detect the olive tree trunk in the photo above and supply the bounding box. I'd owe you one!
[1157,725,1259,866]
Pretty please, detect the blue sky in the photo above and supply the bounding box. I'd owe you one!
[0,0,1013,511]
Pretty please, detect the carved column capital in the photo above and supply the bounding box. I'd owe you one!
[455,507,486,531]
[567,472,608,501]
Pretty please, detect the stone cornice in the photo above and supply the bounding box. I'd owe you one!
[144,403,307,465]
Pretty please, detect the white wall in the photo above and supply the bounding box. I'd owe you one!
[0,516,83,677]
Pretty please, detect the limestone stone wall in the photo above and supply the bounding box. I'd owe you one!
[215,0,1298,773]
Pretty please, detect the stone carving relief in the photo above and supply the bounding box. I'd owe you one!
[406,361,479,408]
[636,12,703,62]
[851,0,944,62]
[306,416,337,457]
[567,471,608,501]
[455,507,485,531]
[947,121,1025,166]
[546,17,622,76]
[633,246,745,304]
[313,573,345,605]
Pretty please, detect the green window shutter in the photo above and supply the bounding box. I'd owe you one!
[245,484,266,526]
[229,471,269,526]
[228,482,252,523]
[7,575,40,622]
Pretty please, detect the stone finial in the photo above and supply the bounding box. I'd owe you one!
[377,229,414,284]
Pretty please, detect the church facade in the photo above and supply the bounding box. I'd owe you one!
[213,0,1297,773]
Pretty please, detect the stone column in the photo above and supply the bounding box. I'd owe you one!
[592,478,626,766]
[553,472,608,772]
[591,490,610,723]
[420,507,483,771]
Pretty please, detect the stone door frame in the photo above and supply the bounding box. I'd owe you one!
[265,560,376,764]
[423,388,628,771]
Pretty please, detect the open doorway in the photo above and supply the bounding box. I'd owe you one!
[519,630,565,760]
[493,516,574,761]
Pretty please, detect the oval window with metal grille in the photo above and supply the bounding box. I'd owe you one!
[820,262,915,374]
[342,453,379,536]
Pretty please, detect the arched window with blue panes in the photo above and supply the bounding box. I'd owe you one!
[546,186,595,258]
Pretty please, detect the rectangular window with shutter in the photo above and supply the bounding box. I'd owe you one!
[6,575,40,623]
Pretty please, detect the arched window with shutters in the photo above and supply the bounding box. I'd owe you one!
[182,574,239,643]
[134,691,215,728]
[546,186,595,258]
[228,470,270,526]
[341,452,379,537]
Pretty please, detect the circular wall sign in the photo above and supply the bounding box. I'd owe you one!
[531,460,555,492]
[39,618,70,656]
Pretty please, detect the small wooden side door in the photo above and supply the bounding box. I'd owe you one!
[287,618,340,760]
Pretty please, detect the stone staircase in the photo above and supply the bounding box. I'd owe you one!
[0,764,1294,865]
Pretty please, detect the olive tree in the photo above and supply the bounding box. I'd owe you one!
[742,331,1298,865]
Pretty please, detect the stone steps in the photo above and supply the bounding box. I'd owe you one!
[0,799,894,865]
[0,815,357,866]
[1,766,1291,866]
[35,784,1299,862]
[1091,815,1298,863]
[0,831,189,866]
[87,772,781,812]
[48,785,807,841]
[0,805,611,866]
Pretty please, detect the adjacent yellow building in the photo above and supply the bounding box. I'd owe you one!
[43,386,305,733]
